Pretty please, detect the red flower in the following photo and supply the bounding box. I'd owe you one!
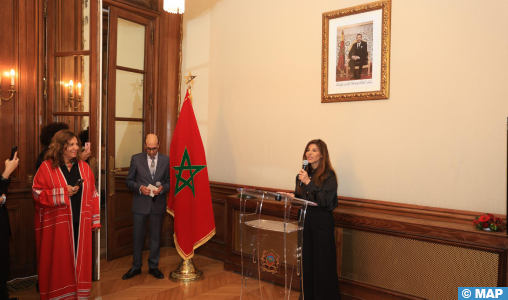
[472,214,505,232]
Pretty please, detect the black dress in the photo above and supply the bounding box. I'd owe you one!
[60,163,83,254]
[295,168,341,300]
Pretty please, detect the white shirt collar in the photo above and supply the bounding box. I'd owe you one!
[147,153,159,161]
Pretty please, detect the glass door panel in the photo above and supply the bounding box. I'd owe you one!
[54,55,90,112]
[54,115,90,135]
[115,70,144,118]
[117,18,145,70]
[114,121,143,168]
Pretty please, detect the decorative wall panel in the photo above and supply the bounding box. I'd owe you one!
[341,228,499,300]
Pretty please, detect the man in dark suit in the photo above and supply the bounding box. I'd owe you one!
[1,152,19,300]
[348,34,368,79]
[122,134,170,280]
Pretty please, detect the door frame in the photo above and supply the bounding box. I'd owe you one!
[105,4,156,261]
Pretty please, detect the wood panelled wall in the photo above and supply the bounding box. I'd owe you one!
[1,0,181,280]
[0,0,41,279]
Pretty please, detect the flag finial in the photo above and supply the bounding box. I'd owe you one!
[184,71,196,87]
[183,71,196,106]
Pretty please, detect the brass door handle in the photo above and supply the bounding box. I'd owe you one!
[111,168,123,173]
[90,158,98,180]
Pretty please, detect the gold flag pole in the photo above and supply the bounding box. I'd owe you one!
[169,71,204,283]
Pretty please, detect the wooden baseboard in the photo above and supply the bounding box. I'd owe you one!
[339,278,426,300]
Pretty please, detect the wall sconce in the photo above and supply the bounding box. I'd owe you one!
[67,80,82,109]
[0,69,17,117]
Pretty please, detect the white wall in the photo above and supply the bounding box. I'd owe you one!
[181,0,508,214]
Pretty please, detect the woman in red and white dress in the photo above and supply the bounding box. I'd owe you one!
[32,130,100,300]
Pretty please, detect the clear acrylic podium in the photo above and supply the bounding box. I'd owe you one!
[237,188,317,300]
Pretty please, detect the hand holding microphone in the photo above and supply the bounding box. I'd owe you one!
[299,160,309,187]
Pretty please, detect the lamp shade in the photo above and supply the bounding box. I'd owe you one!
[163,0,185,14]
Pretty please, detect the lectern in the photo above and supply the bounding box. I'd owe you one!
[237,188,317,300]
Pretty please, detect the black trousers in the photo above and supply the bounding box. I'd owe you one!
[349,60,365,79]
[301,207,341,300]
[132,212,164,270]
[0,208,10,300]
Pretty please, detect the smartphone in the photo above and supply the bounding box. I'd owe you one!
[84,142,91,150]
[74,179,84,187]
[10,146,17,161]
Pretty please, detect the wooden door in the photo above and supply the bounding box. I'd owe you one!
[105,6,155,260]
[46,0,102,279]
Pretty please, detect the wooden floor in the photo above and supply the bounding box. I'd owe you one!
[10,247,300,300]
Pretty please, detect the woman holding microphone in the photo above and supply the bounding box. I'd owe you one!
[290,139,341,300]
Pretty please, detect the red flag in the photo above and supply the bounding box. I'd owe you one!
[337,30,346,74]
[167,88,216,260]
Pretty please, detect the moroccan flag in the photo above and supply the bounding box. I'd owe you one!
[167,88,216,260]
[337,30,346,74]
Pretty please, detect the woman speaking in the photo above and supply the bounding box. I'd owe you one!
[294,139,341,300]
[32,130,100,300]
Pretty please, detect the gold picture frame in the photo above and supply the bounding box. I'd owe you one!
[321,0,391,103]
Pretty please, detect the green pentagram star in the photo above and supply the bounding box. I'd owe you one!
[172,147,206,197]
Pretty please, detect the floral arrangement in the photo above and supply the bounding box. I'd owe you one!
[472,213,505,232]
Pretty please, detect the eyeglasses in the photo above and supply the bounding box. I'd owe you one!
[146,147,159,151]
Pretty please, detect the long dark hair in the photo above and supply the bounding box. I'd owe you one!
[40,122,69,147]
[45,130,82,168]
[297,139,336,194]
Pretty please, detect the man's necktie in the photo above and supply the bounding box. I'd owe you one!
[150,157,155,180]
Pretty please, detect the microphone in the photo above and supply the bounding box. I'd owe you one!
[299,160,308,187]
[152,182,161,202]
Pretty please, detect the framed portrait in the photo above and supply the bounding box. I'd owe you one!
[321,0,391,103]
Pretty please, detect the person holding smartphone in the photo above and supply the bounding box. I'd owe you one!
[32,130,100,300]
[1,151,19,300]
[78,129,91,163]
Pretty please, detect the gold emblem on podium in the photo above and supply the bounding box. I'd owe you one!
[260,249,279,274]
